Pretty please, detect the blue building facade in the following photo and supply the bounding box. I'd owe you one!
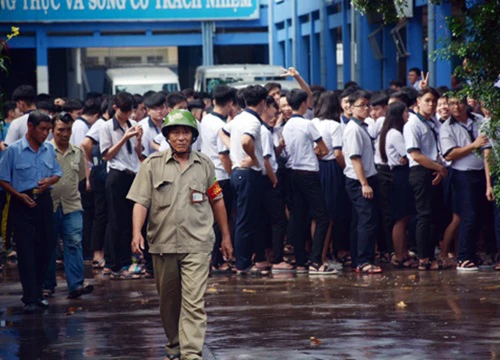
[1,0,455,96]
[267,0,453,90]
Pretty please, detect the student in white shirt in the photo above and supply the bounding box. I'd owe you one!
[219,85,268,275]
[151,92,188,153]
[311,91,345,269]
[379,102,417,269]
[70,98,100,262]
[404,87,448,271]
[282,89,335,275]
[482,117,500,271]
[408,67,422,91]
[99,92,144,279]
[131,94,146,122]
[339,87,356,135]
[188,99,205,152]
[4,85,37,146]
[260,96,294,272]
[368,92,393,263]
[200,85,237,274]
[440,93,490,271]
[140,92,167,158]
[343,90,382,274]
[80,96,114,269]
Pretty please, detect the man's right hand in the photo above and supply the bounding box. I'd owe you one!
[18,193,36,208]
[472,134,489,149]
[131,233,145,255]
[437,165,448,179]
[125,126,140,140]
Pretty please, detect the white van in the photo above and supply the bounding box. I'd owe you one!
[194,64,285,93]
[104,67,180,95]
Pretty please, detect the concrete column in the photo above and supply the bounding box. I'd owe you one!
[36,28,49,94]
[406,7,423,75]
[435,2,452,88]
[202,22,214,66]
[382,26,398,87]
[268,1,275,65]
[309,13,321,86]
[342,0,351,85]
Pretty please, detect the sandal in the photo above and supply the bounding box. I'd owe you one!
[92,259,105,269]
[111,269,142,280]
[211,263,236,275]
[418,260,443,271]
[127,264,146,275]
[457,259,478,272]
[43,288,55,298]
[237,265,270,276]
[165,354,180,360]
[309,263,338,275]
[391,257,418,269]
[339,255,352,267]
[272,262,296,273]
[356,263,383,274]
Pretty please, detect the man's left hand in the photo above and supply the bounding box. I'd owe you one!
[37,178,52,193]
[221,236,233,261]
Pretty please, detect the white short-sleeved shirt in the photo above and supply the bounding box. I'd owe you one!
[403,113,440,168]
[99,118,140,173]
[4,113,28,146]
[200,112,230,181]
[282,115,322,172]
[70,118,91,147]
[86,118,106,144]
[311,118,342,161]
[385,129,407,169]
[439,116,489,171]
[138,116,162,157]
[261,124,278,174]
[342,118,377,180]
[222,109,264,172]
[369,116,386,165]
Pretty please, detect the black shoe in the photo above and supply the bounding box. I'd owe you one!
[24,304,37,313]
[68,284,94,299]
[36,298,49,308]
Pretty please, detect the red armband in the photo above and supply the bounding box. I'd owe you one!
[207,180,223,200]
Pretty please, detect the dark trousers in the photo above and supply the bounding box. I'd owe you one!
[290,171,329,266]
[345,176,379,267]
[453,170,485,261]
[78,179,94,260]
[11,191,56,304]
[262,177,288,264]
[277,167,294,246]
[376,164,394,253]
[231,169,263,270]
[105,169,135,272]
[90,167,108,252]
[211,179,233,267]
[409,166,443,259]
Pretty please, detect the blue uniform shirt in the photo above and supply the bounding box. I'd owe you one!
[0,136,62,193]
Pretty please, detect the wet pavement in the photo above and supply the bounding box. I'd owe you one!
[0,263,499,359]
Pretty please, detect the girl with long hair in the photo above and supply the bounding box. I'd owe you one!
[379,101,417,268]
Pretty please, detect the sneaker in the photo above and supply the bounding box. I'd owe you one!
[457,260,478,272]
[309,263,338,275]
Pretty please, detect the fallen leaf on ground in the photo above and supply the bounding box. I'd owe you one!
[310,337,321,346]
[479,297,486,301]
[396,301,408,309]
[401,287,413,290]
[483,285,500,290]
[66,307,76,316]
[242,289,256,293]
[408,275,416,280]
[206,288,218,293]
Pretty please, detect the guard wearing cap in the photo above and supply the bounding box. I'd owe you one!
[127,109,233,360]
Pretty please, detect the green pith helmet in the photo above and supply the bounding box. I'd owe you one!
[161,109,199,143]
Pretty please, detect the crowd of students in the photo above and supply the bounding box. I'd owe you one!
[0,66,499,301]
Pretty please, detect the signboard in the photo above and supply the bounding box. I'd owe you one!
[0,0,260,22]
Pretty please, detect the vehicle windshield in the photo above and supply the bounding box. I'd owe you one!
[115,83,178,94]
[206,77,244,93]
